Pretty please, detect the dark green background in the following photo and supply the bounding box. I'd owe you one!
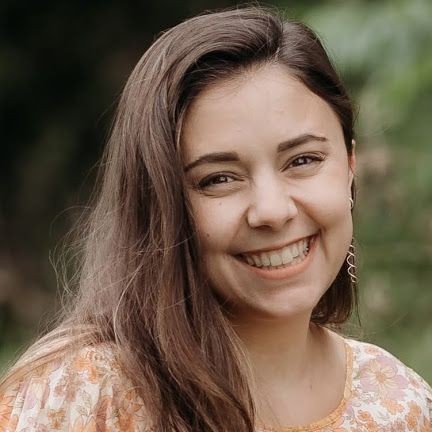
[1,0,431,381]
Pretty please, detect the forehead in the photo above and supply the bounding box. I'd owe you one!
[182,65,343,159]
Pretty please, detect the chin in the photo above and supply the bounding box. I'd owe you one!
[228,292,321,322]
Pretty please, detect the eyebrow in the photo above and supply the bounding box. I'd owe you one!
[183,133,328,172]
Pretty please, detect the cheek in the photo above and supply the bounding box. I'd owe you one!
[189,196,242,252]
[317,191,350,225]
[299,171,352,231]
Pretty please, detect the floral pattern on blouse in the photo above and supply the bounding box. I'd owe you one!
[0,344,149,431]
[0,338,431,431]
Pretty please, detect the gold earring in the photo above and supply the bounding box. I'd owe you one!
[346,242,357,284]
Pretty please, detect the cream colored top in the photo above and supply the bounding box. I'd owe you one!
[1,338,431,431]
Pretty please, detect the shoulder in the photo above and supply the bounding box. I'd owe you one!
[346,338,431,392]
[344,338,432,423]
[0,343,149,431]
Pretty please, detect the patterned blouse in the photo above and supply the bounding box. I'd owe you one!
[1,338,431,431]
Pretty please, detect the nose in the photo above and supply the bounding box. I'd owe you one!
[246,175,298,230]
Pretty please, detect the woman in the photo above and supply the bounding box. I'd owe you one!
[1,6,430,431]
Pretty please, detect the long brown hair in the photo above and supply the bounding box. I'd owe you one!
[1,6,357,431]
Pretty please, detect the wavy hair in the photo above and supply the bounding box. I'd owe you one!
[1,6,357,431]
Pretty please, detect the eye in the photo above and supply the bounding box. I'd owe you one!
[290,155,317,166]
[288,154,323,168]
[198,173,235,188]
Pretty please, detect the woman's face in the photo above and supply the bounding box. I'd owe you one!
[182,65,355,322]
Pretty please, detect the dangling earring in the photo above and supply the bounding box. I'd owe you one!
[347,197,357,283]
[346,241,357,284]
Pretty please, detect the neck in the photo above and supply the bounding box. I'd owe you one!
[232,313,323,386]
[231,313,346,429]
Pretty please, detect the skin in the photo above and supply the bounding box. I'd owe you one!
[182,65,356,427]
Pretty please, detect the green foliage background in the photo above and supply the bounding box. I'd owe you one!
[1,0,431,381]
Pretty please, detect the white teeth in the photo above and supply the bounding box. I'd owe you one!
[261,253,270,267]
[281,247,293,264]
[242,236,312,269]
[270,253,282,266]
[252,255,262,267]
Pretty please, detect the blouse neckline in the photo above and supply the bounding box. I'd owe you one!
[257,334,354,432]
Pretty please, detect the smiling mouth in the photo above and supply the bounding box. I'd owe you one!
[237,235,315,271]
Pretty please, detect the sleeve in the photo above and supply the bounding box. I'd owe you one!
[419,371,432,428]
[427,383,432,427]
[0,344,148,431]
[405,363,432,429]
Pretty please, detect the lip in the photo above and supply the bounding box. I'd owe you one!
[233,234,319,281]
[237,234,317,256]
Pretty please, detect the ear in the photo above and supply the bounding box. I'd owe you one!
[348,139,357,188]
